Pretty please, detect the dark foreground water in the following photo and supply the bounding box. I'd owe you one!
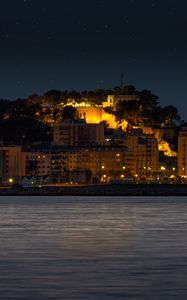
[0,196,187,300]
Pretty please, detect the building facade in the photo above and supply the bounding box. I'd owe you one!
[53,120,104,146]
[0,146,26,181]
[178,131,187,178]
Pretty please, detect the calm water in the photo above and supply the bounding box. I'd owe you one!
[0,196,187,299]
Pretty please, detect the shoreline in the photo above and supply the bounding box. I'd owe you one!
[1,183,187,196]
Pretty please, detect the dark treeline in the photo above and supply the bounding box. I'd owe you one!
[0,85,182,143]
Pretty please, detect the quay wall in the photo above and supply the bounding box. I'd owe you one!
[1,184,187,196]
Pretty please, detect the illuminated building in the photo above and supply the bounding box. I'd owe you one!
[142,127,177,157]
[103,95,139,108]
[124,132,159,178]
[25,152,51,177]
[178,125,187,178]
[0,146,26,181]
[53,119,104,146]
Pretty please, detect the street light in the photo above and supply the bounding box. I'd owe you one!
[160,166,166,171]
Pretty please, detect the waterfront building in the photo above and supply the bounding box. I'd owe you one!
[25,152,51,177]
[178,127,187,178]
[0,149,7,181]
[0,130,159,184]
[124,132,159,179]
[0,146,26,182]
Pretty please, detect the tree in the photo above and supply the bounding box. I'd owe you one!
[138,89,159,111]
[82,90,106,106]
[61,106,78,121]
[53,108,62,124]
[160,105,181,126]
[115,100,141,126]
[0,118,51,143]
[121,85,137,95]
[112,86,122,95]
[0,99,11,119]
[142,105,180,127]
[43,90,68,105]
[26,94,40,105]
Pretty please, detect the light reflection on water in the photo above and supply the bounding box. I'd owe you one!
[0,196,187,299]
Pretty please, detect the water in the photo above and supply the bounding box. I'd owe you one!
[0,196,187,300]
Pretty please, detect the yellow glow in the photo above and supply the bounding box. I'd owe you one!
[75,107,117,128]
[143,127,177,157]
[158,140,177,157]
[160,166,166,171]
[8,178,13,183]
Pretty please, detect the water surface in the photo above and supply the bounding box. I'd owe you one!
[0,196,187,299]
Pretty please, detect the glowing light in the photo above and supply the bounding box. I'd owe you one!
[170,175,175,179]
[8,178,13,183]
[160,166,166,171]
[158,139,177,157]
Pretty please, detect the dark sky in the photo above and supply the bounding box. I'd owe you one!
[0,0,187,117]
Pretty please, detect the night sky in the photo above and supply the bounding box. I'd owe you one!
[1,0,187,117]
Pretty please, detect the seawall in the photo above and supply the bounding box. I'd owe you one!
[1,183,187,196]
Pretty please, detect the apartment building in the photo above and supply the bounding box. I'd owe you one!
[124,133,159,178]
[53,119,104,146]
[0,146,26,181]
[178,126,187,178]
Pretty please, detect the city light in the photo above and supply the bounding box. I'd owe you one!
[160,166,166,171]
